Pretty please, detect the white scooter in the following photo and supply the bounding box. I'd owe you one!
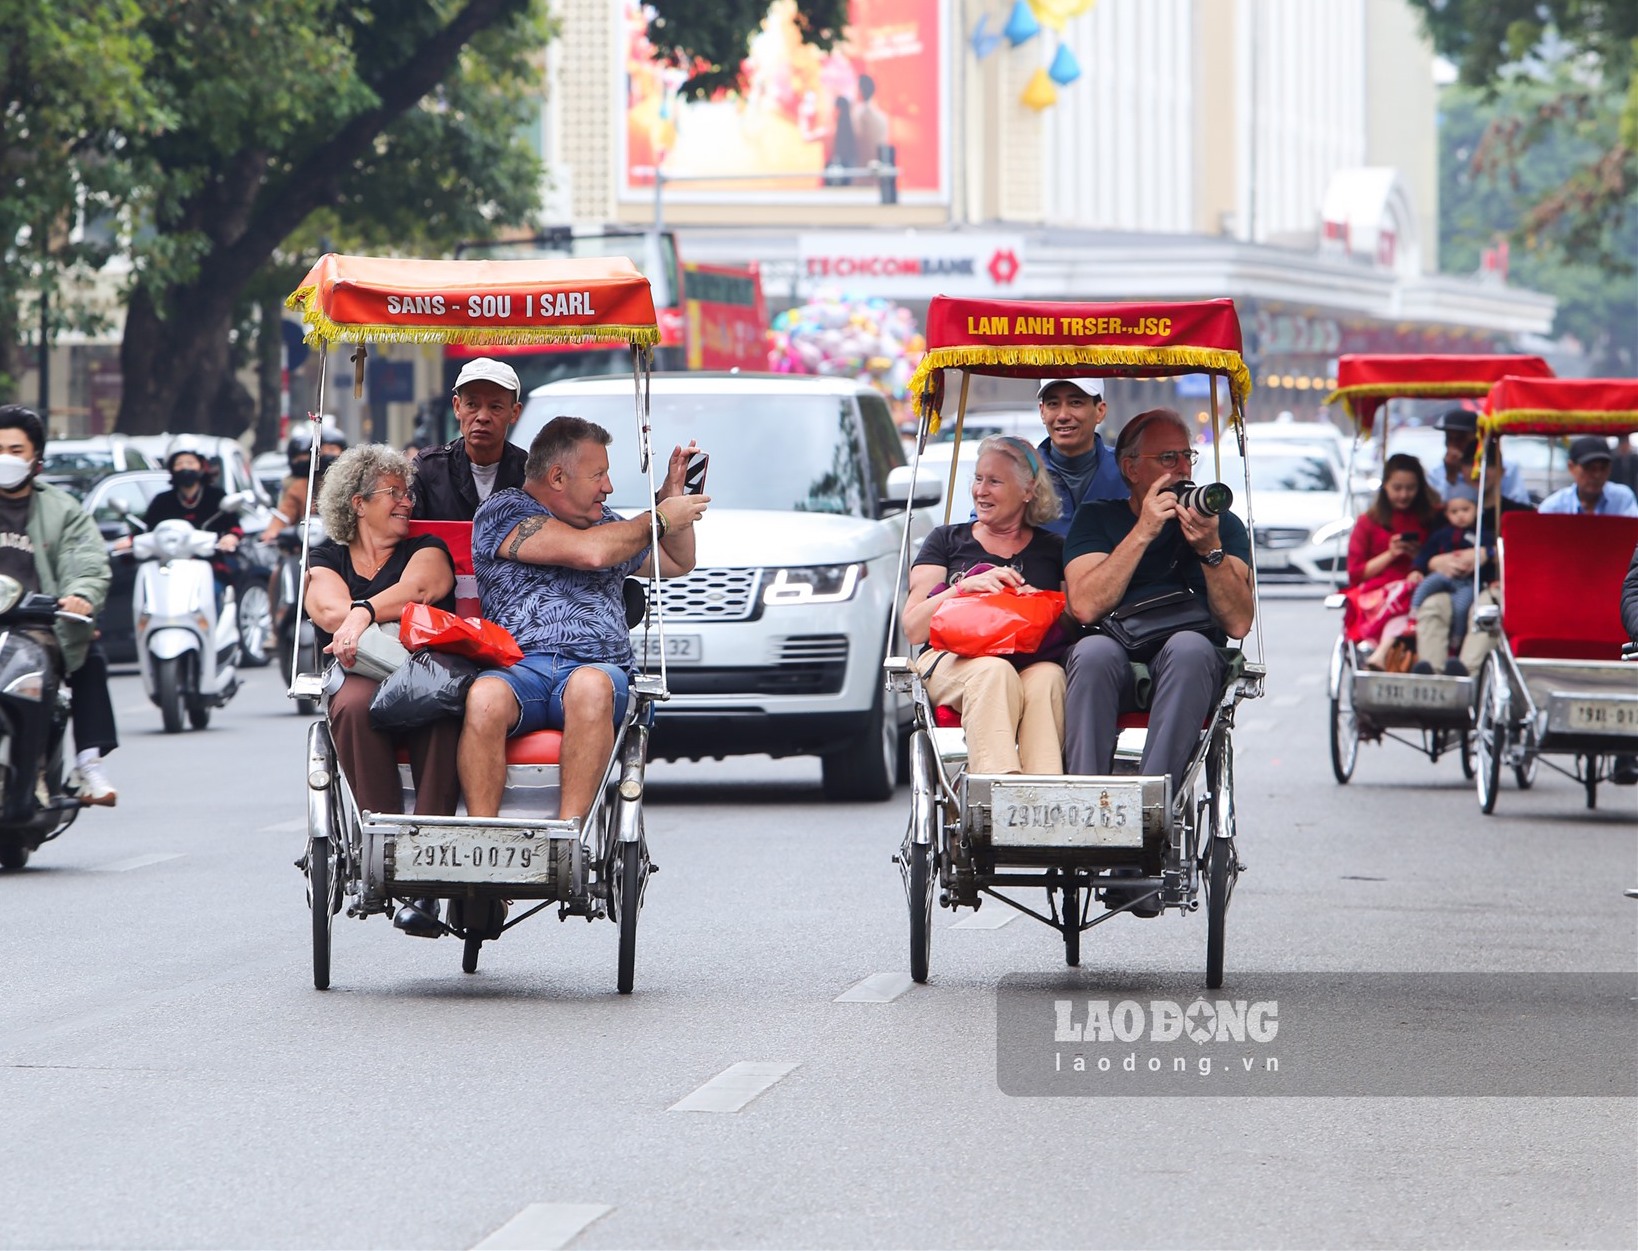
[125,494,251,733]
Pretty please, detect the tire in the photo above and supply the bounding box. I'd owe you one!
[277,624,294,689]
[616,841,642,994]
[237,583,272,668]
[309,836,332,990]
[1583,756,1599,810]
[155,655,186,734]
[1475,657,1504,815]
[1061,877,1081,968]
[1328,642,1358,784]
[908,840,933,984]
[0,839,29,870]
[821,683,896,802]
[1514,754,1537,790]
[462,932,483,975]
[1205,835,1231,990]
[1460,731,1476,780]
[187,696,211,731]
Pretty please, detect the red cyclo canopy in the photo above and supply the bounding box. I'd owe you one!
[1481,376,1638,437]
[1326,354,1554,429]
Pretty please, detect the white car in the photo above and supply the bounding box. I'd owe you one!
[516,373,933,801]
[1209,445,1350,583]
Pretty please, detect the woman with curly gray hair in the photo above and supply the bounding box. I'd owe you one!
[306,445,461,933]
[900,435,1071,774]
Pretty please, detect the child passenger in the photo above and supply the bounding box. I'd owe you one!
[1409,481,1482,675]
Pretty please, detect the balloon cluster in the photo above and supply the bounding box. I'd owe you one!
[768,293,927,402]
[972,0,1097,111]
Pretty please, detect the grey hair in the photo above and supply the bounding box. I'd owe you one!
[525,415,613,482]
[1114,407,1195,484]
[975,434,1062,528]
[318,444,415,544]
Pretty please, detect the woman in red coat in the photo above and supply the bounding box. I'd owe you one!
[1348,453,1441,592]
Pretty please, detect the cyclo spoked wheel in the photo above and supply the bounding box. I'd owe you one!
[309,836,333,990]
[1205,730,1237,990]
[616,842,643,994]
[908,841,933,984]
[1475,656,1504,814]
[1328,640,1358,784]
[1514,753,1538,790]
[1061,875,1081,968]
[905,731,937,984]
[1460,731,1476,780]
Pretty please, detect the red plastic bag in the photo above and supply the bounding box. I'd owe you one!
[929,589,1067,658]
[1342,578,1413,644]
[399,603,523,667]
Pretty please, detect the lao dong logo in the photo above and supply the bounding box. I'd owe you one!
[1053,998,1279,1045]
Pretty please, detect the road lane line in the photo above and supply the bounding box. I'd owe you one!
[951,908,1017,930]
[95,853,183,872]
[473,1203,612,1251]
[259,818,307,833]
[668,1061,798,1113]
[834,972,913,1002]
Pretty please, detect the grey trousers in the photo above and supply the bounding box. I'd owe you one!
[1064,631,1224,785]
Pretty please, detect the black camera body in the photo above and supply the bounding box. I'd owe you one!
[1166,480,1234,516]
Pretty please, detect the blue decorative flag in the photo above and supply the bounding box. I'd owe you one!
[971,13,1002,59]
[1048,41,1081,86]
[1003,0,1040,46]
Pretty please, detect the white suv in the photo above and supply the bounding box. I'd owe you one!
[516,374,929,800]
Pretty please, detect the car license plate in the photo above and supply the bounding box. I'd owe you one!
[393,826,556,884]
[990,782,1146,848]
[1561,698,1638,734]
[632,633,702,665]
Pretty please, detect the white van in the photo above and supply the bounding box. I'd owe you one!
[516,373,932,801]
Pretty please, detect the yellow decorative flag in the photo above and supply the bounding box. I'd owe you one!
[1028,0,1095,32]
[1021,66,1058,110]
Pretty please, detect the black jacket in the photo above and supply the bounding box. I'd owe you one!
[411,438,528,521]
[143,485,241,537]
[1622,541,1638,644]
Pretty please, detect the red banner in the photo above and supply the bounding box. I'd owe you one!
[1328,353,1554,430]
[287,254,659,347]
[1481,376,1638,437]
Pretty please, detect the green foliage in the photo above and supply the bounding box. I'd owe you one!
[644,0,848,98]
[1440,71,1637,372]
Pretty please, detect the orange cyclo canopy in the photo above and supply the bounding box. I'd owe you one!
[910,297,1252,419]
[1325,353,1554,430]
[1480,376,1638,438]
[285,254,659,349]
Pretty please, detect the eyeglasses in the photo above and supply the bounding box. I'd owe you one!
[362,486,411,502]
[1133,450,1199,469]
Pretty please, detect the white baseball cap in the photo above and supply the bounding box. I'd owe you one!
[1036,378,1105,400]
[453,357,520,399]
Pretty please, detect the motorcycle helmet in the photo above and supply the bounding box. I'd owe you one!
[287,422,347,474]
[165,435,209,473]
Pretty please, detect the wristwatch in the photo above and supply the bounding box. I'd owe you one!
[350,598,377,622]
[1201,548,1226,568]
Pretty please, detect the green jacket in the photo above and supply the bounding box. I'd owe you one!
[24,481,111,673]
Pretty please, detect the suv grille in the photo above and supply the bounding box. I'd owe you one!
[664,634,850,696]
[1255,527,1311,550]
[652,568,762,621]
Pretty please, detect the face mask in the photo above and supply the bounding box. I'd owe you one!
[171,469,202,489]
[0,455,34,491]
[290,458,311,478]
[318,454,339,474]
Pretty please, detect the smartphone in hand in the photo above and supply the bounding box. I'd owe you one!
[683,452,708,495]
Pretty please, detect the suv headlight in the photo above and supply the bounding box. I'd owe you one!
[763,563,864,605]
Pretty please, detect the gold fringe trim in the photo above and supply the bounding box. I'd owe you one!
[1324,380,1491,422]
[1481,409,1638,435]
[285,290,660,349]
[911,344,1252,416]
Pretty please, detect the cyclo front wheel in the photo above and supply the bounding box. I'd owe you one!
[908,841,933,984]
[1328,639,1358,784]
[616,841,642,994]
[309,836,333,990]
[1205,730,1238,990]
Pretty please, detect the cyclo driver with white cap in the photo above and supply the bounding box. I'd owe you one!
[1032,378,1128,535]
[412,357,530,521]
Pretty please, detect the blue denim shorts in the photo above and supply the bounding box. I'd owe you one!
[484,653,631,737]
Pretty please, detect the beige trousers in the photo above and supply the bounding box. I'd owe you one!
[915,651,1065,774]
[1415,586,1500,671]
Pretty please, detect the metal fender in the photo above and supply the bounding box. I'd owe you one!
[146,628,202,661]
[908,730,937,845]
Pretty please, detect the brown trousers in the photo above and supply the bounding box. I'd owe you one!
[328,673,461,816]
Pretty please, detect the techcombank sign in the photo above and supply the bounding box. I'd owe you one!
[797,232,1025,298]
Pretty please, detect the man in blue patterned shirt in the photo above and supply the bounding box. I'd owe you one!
[461,416,709,824]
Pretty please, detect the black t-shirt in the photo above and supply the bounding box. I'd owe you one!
[307,534,455,648]
[144,486,241,537]
[912,522,1065,590]
[0,492,39,592]
[1065,500,1252,629]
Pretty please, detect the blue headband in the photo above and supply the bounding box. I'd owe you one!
[997,435,1042,480]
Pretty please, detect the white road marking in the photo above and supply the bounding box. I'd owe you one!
[472,1203,612,1251]
[834,972,913,1002]
[668,1061,799,1113]
[951,908,1017,930]
[259,818,307,833]
[95,853,182,872]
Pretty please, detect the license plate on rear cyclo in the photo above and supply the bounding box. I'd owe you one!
[988,781,1148,848]
[392,826,557,885]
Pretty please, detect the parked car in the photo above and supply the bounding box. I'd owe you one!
[922,404,1042,446]
[1208,445,1349,583]
[253,451,289,502]
[515,373,930,800]
[39,436,158,497]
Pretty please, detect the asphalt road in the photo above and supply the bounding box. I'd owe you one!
[2,594,1633,1250]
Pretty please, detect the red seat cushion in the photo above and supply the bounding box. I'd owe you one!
[1500,513,1638,660]
[406,519,480,616]
[933,704,962,728]
[395,729,562,767]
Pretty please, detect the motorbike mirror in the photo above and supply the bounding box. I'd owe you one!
[110,496,134,516]
[219,490,254,514]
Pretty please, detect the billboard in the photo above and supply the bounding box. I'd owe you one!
[622,0,947,204]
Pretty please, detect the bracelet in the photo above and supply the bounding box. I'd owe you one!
[350,598,376,623]
[653,508,669,540]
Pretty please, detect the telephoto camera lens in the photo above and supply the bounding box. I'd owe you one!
[1167,480,1235,516]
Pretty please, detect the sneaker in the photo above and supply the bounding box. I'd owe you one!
[74,757,118,807]
[1410,660,1436,676]
[393,897,443,938]
[1443,657,1469,678]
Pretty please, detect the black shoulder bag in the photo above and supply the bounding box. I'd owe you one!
[1095,587,1217,661]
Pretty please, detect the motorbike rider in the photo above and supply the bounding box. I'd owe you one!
[261,423,348,543]
[0,406,116,805]
[411,358,528,520]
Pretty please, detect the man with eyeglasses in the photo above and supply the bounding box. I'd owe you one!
[412,357,529,521]
[1060,409,1254,910]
